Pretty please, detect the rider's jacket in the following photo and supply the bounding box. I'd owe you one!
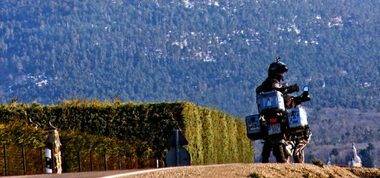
[255,77,300,109]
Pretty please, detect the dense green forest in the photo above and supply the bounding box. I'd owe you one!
[0,0,379,117]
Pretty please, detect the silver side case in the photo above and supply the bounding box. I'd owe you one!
[245,114,264,140]
[287,106,308,129]
[256,90,285,113]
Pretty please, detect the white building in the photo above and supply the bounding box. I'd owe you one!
[348,143,362,167]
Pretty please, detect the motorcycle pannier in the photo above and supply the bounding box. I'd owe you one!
[245,114,264,140]
[287,106,308,132]
[256,90,285,113]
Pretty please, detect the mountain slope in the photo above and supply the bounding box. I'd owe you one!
[0,0,378,115]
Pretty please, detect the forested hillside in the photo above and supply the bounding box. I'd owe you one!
[1,0,378,116]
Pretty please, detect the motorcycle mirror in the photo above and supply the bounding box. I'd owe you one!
[303,86,309,92]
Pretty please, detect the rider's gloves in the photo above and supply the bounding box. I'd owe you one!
[294,91,311,104]
[301,91,311,102]
[284,84,299,94]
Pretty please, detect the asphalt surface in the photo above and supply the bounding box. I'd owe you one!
[4,169,143,178]
[4,165,236,178]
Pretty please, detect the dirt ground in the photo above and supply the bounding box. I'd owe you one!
[133,163,380,178]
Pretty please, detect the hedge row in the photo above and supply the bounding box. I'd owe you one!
[0,101,253,168]
[0,120,154,175]
[182,103,253,164]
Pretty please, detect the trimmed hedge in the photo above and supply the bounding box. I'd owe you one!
[0,120,145,175]
[182,103,253,164]
[0,101,253,169]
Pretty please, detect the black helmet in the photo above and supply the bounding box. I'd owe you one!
[268,58,288,77]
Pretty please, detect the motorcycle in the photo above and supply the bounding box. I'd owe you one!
[246,86,311,140]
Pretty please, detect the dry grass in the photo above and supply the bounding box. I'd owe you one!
[130,163,380,178]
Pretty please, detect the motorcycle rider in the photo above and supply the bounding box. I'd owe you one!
[256,58,310,163]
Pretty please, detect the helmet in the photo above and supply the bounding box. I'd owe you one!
[268,61,288,77]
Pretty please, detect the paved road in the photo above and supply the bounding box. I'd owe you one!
[4,165,228,178]
[4,164,244,178]
[4,169,143,178]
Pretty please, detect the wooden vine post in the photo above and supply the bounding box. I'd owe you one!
[3,145,8,176]
[21,147,26,174]
[45,122,62,174]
